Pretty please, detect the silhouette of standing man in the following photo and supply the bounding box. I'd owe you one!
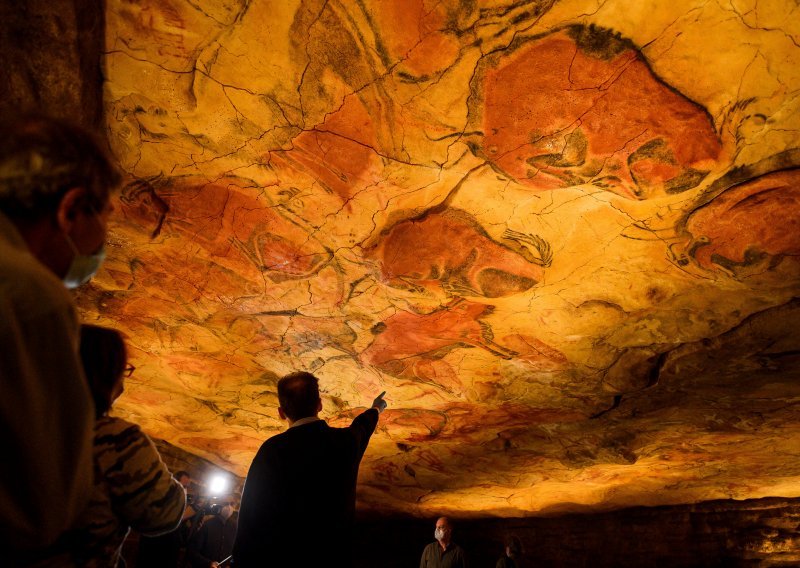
[233,371,387,567]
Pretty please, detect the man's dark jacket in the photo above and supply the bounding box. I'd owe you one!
[233,408,379,567]
[187,514,237,568]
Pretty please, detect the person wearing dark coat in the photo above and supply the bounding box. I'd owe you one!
[496,534,523,568]
[420,517,468,568]
[137,470,194,567]
[187,500,237,568]
[232,371,387,567]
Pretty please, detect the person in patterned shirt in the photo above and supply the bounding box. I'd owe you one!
[74,324,187,567]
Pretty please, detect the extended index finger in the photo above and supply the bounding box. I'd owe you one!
[377,391,386,399]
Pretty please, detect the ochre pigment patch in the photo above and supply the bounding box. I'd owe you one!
[478,27,724,199]
[686,168,800,271]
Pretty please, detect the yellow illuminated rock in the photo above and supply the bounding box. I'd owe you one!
[79,0,800,517]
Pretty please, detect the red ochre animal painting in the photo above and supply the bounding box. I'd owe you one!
[361,298,515,393]
[365,208,552,298]
[476,25,724,199]
[120,175,333,283]
[680,168,800,273]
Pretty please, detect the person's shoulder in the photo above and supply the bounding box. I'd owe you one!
[95,415,141,437]
[94,418,152,459]
[286,420,329,437]
[97,417,148,443]
[0,234,73,314]
[256,428,294,454]
[265,427,292,444]
[421,541,440,558]
[256,421,332,458]
[94,418,153,473]
[453,542,468,555]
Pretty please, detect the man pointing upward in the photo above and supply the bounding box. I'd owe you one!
[234,372,387,567]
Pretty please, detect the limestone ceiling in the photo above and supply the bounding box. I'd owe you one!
[78,0,800,516]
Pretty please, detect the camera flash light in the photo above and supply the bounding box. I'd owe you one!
[209,474,228,495]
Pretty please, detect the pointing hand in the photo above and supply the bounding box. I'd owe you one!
[372,391,387,413]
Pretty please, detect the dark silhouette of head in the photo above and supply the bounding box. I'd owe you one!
[505,534,523,558]
[174,470,191,488]
[277,371,321,422]
[79,324,127,418]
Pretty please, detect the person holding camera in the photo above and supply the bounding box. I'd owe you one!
[186,498,237,568]
[137,471,195,567]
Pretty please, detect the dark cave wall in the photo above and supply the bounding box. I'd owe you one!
[119,496,800,567]
[0,0,105,128]
[353,498,800,568]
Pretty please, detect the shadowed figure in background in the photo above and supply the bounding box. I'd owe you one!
[0,113,120,565]
[496,534,523,568]
[187,496,237,568]
[233,372,387,567]
[420,517,468,568]
[137,470,195,568]
[73,325,186,567]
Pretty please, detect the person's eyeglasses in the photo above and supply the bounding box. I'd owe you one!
[123,363,135,378]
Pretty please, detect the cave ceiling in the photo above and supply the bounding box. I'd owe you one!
[79,0,800,516]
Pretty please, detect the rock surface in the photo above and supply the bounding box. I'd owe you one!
[66,0,800,518]
[353,497,800,567]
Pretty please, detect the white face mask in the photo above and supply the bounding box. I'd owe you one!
[434,528,445,541]
[62,233,105,289]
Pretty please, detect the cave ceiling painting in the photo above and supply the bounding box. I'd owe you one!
[81,0,800,516]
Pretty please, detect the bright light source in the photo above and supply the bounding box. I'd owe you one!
[209,474,228,496]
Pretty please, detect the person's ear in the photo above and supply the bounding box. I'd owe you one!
[278,407,287,420]
[316,399,322,413]
[55,187,88,232]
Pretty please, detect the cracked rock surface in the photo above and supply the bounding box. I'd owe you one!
[79,0,800,517]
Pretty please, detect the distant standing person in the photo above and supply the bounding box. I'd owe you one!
[137,471,195,567]
[186,496,237,568]
[0,113,120,563]
[233,371,387,567]
[73,324,186,567]
[420,517,468,568]
[496,534,523,568]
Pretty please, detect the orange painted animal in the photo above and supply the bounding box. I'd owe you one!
[477,25,724,199]
[361,298,516,394]
[120,175,333,283]
[682,168,800,272]
[365,208,551,298]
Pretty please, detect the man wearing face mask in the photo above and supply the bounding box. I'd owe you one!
[187,498,237,568]
[0,113,120,564]
[420,517,468,568]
